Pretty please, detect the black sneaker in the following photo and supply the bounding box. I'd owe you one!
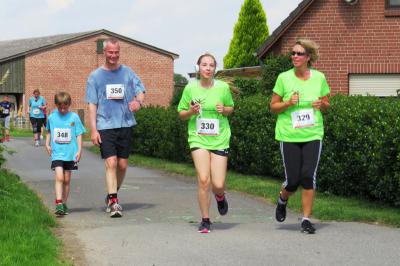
[215,194,228,216]
[275,201,287,222]
[301,219,316,234]
[198,219,212,233]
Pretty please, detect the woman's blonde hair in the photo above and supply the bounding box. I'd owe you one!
[295,38,319,67]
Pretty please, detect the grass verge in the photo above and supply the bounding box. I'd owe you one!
[0,149,68,265]
[89,145,400,227]
[10,128,91,141]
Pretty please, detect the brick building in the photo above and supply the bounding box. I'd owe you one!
[0,29,178,126]
[257,0,400,96]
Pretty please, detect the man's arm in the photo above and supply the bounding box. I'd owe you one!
[88,103,101,146]
[129,91,145,112]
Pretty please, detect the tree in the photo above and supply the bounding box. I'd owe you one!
[223,0,269,69]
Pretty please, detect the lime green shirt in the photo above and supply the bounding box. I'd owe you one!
[177,80,234,150]
[273,68,330,142]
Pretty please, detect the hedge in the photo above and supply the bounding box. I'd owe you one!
[132,95,400,206]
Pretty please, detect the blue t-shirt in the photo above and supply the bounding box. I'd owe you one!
[85,65,146,130]
[0,101,12,117]
[29,96,46,118]
[46,110,86,161]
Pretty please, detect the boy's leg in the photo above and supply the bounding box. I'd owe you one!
[54,166,65,215]
[63,170,72,204]
[54,166,64,202]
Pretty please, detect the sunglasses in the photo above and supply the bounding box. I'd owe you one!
[291,51,307,56]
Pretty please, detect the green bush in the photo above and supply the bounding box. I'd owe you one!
[320,95,400,206]
[260,54,292,95]
[132,106,190,162]
[132,95,400,206]
[233,78,262,98]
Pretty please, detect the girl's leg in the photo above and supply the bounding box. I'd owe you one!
[210,152,228,195]
[191,149,212,218]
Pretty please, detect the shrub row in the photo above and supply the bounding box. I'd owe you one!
[132,95,400,206]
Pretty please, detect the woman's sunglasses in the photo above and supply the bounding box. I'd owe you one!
[291,51,307,57]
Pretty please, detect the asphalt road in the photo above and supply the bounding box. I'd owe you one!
[3,137,400,266]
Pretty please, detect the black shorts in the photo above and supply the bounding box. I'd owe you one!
[99,127,133,159]
[30,117,44,133]
[190,147,229,157]
[51,160,78,171]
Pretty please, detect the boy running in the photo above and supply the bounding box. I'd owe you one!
[45,92,86,216]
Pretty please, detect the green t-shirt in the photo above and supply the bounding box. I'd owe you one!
[273,68,330,142]
[177,80,234,150]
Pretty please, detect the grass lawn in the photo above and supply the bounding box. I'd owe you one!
[0,149,69,265]
[10,127,91,141]
[9,128,33,138]
[89,146,400,227]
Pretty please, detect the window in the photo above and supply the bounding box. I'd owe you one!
[387,0,400,8]
[96,39,105,54]
[349,74,400,97]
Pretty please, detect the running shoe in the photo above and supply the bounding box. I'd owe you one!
[110,202,123,218]
[34,140,40,147]
[63,203,69,215]
[198,220,212,233]
[301,219,316,234]
[275,200,287,222]
[55,203,65,216]
[215,194,228,216]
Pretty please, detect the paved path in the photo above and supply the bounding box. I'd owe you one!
[3,138,400,266]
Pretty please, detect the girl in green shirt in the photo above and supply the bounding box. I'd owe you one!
[178,53,234,233]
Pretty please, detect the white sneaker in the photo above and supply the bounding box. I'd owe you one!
[110,203,123,218]
[40,135,44,140]
[34,140,39,147]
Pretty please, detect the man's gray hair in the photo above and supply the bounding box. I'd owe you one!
[103,38,120,50]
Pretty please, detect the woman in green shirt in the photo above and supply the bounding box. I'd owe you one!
[178,53,234,233]
[270,39,330,234]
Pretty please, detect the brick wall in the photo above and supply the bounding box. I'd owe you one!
[269,0,400,94]
[25,34,174,127]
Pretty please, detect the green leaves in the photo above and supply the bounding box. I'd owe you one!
[223,0,269,68]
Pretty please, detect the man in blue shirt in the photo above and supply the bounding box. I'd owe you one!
[86,37,145,218]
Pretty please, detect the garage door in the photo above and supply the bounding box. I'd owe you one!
[349,74,400,96]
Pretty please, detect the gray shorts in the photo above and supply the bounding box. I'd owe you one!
[0,116,10,129]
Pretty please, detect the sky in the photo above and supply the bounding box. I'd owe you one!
[0,0,303,78]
